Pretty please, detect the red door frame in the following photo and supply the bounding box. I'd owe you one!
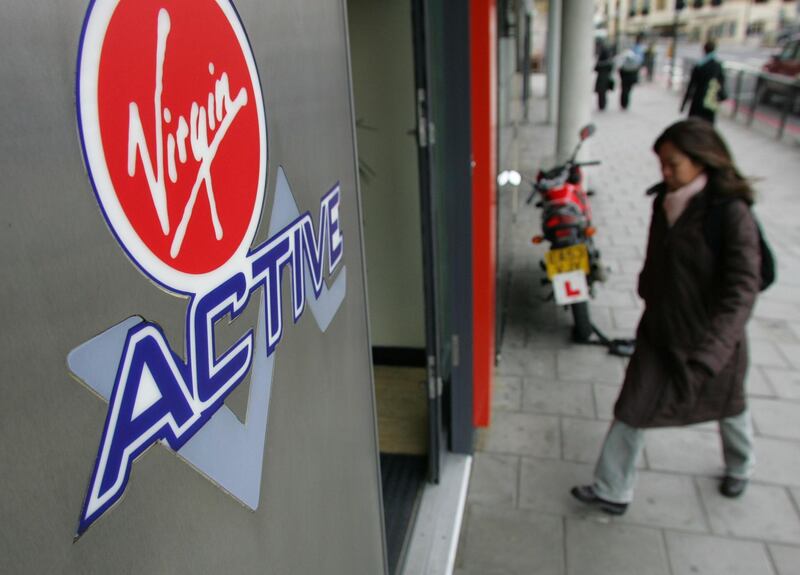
[470,0,496,427]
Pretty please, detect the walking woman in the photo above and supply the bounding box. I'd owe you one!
[571,119,761,515]
[594,43,615,111]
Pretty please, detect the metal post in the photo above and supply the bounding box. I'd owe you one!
[522,12,531,120]
[546,0,561,124]
[733,69,743,119]
[748,77,759,126]
[668,5,681,89]
[777,85,793,140]
[744,0,753,41]
[556,0,593,163]
[614,0,621,53]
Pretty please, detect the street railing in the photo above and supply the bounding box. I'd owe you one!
[678,57,800,140]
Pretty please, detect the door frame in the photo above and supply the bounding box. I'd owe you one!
[410,0,442,483]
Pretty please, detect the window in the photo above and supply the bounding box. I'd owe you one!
[779,41,797,60]
[747,21,764,36]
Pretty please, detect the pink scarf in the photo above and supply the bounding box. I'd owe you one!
[662,173,708,227]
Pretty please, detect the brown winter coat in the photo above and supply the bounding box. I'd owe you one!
[614,183,761,428]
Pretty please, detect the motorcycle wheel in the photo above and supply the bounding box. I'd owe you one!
[571,302,593,343]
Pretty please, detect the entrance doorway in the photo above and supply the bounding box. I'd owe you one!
[347,0,442,572]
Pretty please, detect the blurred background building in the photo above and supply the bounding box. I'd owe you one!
[595,0,800,45]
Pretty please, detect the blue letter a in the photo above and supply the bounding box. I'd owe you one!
[78,323,194,536]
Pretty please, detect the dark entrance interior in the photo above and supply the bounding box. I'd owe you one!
[348,0,473,572]
[347,0,436,572]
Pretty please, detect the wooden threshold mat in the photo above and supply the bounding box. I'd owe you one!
[374,366,428,455]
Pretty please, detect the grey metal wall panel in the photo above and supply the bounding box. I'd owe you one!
[0,0,386,573]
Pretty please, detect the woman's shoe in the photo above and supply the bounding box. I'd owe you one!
[570,485,628,516]
[719,476,748,498]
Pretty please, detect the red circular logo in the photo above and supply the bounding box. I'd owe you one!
[79,0,267,293]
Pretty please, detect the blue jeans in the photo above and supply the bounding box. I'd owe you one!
[592,410,755,504]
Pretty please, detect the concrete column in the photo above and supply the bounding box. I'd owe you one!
[546,0,561,124]
[556,0,593,163]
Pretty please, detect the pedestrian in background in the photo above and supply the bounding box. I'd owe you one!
[681,40,727,123]
[618,34,645,110]
[644,40,656,82]
[594,42,615,111]
[571,119,761,515]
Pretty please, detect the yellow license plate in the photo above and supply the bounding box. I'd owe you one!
[545,244,590,279]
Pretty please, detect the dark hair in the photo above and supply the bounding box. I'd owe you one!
[704,40,716,54]
[653,119,754,204]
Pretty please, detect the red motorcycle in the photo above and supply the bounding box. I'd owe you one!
[503,124,606,342]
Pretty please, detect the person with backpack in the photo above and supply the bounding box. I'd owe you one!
[618,34,645,110]
[681,40,727,123]
[594,42,615,111]
[571,119,771,515]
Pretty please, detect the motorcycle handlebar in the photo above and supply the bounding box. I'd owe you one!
[526,160,601,203]
[542,160,601,175]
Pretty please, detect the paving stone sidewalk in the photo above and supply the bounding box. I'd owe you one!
[454,78,800,575]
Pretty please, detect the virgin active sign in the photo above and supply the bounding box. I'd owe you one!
[71,0,346,536]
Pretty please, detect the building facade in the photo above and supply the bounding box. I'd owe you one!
[597,0,799,44]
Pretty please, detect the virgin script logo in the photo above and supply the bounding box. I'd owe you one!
[126,8,250,259]
[72,0,346,537]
